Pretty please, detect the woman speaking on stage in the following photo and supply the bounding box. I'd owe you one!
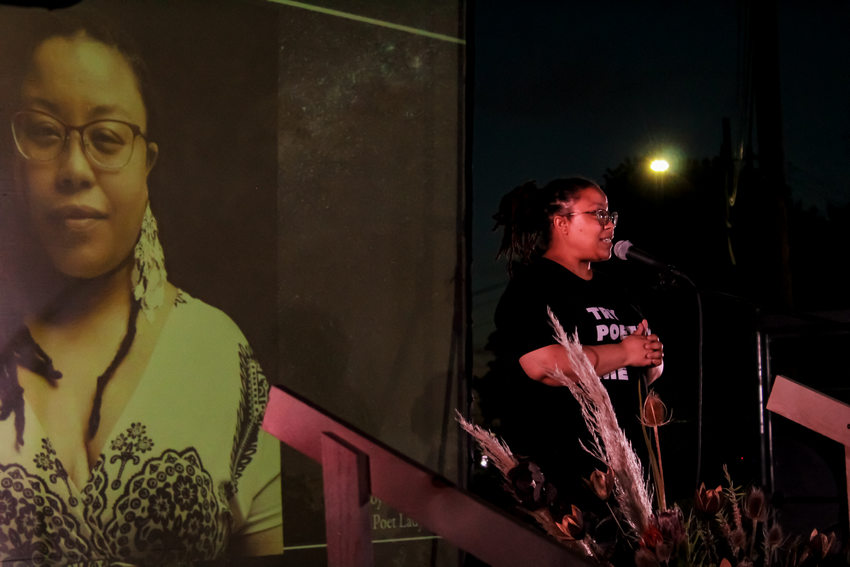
[479,176,664,514]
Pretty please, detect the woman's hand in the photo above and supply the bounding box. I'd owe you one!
[633,319,664,384]
[518,319,664,385]
[618,319,664,374]
[636,319,664,367]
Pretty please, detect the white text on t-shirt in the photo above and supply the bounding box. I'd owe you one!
[586,306,638,381]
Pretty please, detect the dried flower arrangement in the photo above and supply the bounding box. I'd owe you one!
[460,311,847,566]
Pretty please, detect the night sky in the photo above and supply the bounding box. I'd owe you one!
[470,1,850,519]
[472,0,850,349]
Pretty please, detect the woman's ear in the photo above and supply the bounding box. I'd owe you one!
[552,214,569,235]
[145,142,159,173]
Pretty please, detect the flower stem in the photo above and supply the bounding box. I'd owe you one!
[653,425,666,510]
[606,501,632,548]
[640,409,664,511]
[749,518,758,559]
[700,522,717,564]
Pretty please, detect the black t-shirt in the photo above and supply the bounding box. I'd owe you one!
[482,258,649,497]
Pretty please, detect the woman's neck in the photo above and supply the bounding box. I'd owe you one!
[28,262,133,329]
[543,250,593,280]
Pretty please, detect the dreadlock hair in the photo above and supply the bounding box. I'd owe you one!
[493,176,602,276]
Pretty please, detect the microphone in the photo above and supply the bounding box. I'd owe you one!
[613,240,679,273]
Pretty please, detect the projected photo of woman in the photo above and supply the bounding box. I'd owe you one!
[0,10,282,565]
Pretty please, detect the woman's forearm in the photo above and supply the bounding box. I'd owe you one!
[519,334,657,385]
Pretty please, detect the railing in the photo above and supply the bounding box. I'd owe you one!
[262,385,595,567]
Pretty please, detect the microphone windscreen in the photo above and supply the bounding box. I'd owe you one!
[613,240,632,261]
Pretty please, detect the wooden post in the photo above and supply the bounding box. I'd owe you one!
[321,432,374,567]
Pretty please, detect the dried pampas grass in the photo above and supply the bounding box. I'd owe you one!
[545,307,653,535]
[456,411,602,558]
[457,307,654,562]
[456,411,518,477]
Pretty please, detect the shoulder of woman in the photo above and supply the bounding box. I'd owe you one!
[170,288,249,345]
[506,257,557,286]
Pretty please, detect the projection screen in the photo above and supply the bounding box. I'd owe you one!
[0,0,466,565]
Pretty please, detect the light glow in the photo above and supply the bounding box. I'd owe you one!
[650,159,670,173]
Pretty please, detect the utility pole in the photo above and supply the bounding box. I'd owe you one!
[748,0,794,308]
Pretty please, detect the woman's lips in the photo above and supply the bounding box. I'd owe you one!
[47,205,108,230]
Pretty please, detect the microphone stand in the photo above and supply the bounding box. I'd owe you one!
[675,270,704,490]
[652,265,705,491]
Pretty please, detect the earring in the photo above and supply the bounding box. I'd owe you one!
[131,203,167,321]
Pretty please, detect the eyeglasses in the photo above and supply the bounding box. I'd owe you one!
[12,109,148,171]
[564,209,619,227]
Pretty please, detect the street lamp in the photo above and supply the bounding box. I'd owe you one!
[650,159,670,173]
